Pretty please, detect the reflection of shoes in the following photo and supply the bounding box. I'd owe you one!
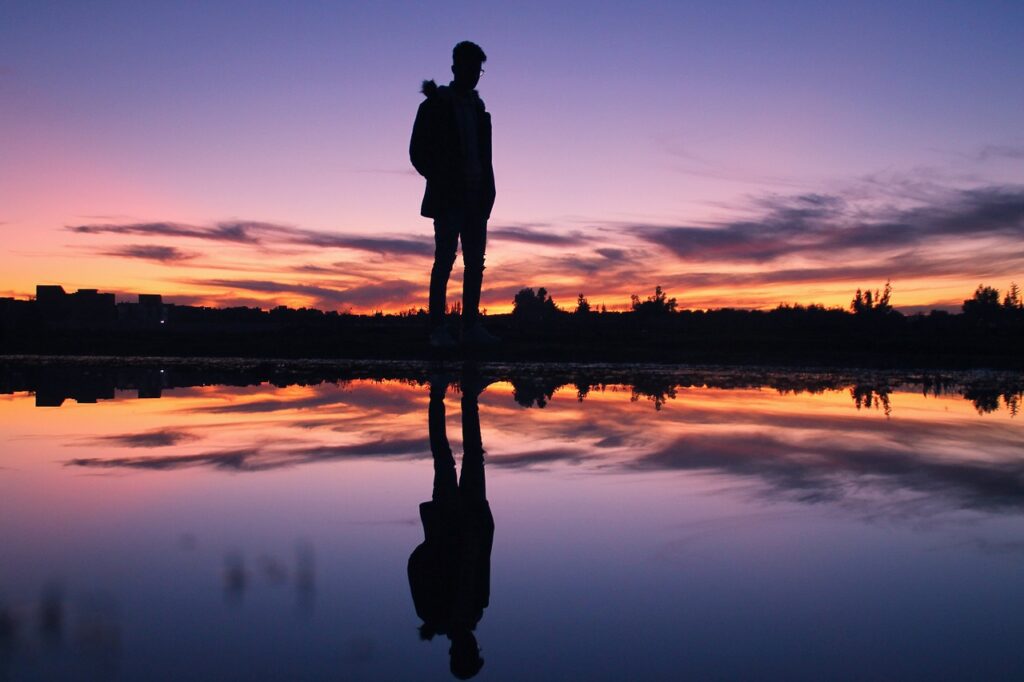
[460,372,489,397]
[429,326,457,349]
[429,371,452,398]
[463,324,500,345]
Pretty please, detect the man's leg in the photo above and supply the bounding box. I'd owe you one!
[458,387,485,503]
[429,210,461,328]
[429,379,457,503]
[460,209,487,328]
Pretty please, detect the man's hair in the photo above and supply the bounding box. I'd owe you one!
[453,41,487,66]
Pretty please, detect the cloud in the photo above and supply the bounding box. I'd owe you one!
[289,234,431,256]
[974,145,1024,162]
[632,431,1024,512]
[66,437,430,472]
[489,226,588,247]
[87,428,199,448]
[658,250,1024,292]
[487,447,589,469]
[101,244,197,263]
[69,221,261,244]
[194,278,422,309]
[69,220,433,257]
[629,186,1024,264]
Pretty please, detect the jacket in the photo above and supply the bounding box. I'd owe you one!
[410,80,496,220]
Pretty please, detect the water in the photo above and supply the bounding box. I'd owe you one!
[2,361,1024,681]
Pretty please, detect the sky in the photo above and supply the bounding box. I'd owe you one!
[2,0,1022,313]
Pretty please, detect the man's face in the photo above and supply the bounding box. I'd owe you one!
[452,59,483,90]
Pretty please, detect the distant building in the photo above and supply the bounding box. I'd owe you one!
[35,284,117,328]
[119,293,166,327]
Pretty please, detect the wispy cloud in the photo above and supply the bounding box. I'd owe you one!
[70,221,261,243]
[973,145,1024,162]
[489,225,588,247]
[194,278,422,309]
[62,175,1024,312]
[69,220,432,257]
[632,431,1024,513]
[66,437,430,472]
[629,186,1024,264]
[86,428,199,448]
[101,244,197,263]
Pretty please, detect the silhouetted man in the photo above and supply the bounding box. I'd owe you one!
[411,41,498,348]
[408,372,494,679]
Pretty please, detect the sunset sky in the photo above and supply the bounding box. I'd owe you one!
[2,1,1022,313]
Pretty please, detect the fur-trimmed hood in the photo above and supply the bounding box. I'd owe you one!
[421,79,440,97]
[420,79,483,106]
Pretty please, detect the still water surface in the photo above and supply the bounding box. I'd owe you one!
[2,362,1024,681]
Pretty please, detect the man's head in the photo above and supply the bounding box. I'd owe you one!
[451,41,486,91]
[449,630,484,679]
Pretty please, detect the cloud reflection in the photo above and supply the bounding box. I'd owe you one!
[47,369,1024,526]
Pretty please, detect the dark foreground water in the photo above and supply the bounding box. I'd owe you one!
[2,360,1024,681]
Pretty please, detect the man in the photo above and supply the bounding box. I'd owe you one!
[410,41,499,348]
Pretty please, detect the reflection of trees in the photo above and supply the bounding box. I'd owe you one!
[9,360,1024,416]
[965,388,1002,414]
[964,388,1024,416]
[851,385,892,417]
[509,374,560,408]
[629,377,677,411]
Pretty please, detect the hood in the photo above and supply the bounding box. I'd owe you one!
[421,79,440,97]
[420,79,480,101]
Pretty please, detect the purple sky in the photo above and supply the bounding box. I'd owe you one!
[2,1,1022,311]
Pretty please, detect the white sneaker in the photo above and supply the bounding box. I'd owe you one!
[429,326,457,349]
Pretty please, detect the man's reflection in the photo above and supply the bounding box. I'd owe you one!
[409,372,494,680]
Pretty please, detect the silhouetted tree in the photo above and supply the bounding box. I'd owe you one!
[1004,282,1022,310]
[630,286,677,316]
[512,287,560,325]
[574,293,591,316]
[851,280,893,315]
[962,285,1002,322]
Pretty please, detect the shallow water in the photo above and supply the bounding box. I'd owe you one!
[2,362,1024,681]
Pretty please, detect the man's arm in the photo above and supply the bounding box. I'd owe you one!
[410,100,435,179]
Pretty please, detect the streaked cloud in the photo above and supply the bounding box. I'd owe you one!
[66,437,430,472]
[489,225,588,246]
[70,221,261,244]
[86,428,199,448]
[195,278,422,310]
[69,220,432,257]
[59,180,1024,313]
[629,186,1024,263]
[973,145,1024,162]
[101,244,197,263]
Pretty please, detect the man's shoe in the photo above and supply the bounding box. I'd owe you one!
[429,326,458,349]
[463,323,500,345]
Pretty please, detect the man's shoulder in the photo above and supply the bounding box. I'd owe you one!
[420,80,453,101]
[417,81,453,116]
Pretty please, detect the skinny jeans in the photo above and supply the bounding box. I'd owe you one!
[429,196,487,326]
